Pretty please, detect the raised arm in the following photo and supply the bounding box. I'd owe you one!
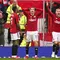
[23,8,29,16]
[36,8,43,16]
[46,2,54,16]
[36,8,43,11]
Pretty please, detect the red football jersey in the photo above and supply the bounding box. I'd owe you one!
[26,13,38,31]
[52,15,60,32]
[10,13,19,33]
[24,9,42,31]
[47,5,60,32]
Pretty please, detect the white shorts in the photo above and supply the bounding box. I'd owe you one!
[52,31,60,42]
[11,32,20,40]
[26,31,38,42]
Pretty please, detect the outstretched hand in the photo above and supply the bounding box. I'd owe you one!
[46,1,49,6]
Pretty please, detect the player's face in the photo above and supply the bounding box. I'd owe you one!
[56,8,60,17]
[30,8,36,15]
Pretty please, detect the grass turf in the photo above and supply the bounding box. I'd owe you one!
[0,58,60,60]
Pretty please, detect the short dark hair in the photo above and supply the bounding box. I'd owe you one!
[55,6,60,12]
[12,6,17,12]
[52,2,60,13]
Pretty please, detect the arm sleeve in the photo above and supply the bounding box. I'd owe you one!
[23,8,29,16]
[46,4,54,16]
[36,8,43,16]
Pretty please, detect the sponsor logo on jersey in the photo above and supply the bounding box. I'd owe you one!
[29,19,36,22]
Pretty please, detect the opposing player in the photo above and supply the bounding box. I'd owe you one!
[46,2,60,58]
[23,7,43,59]
[10,6,20,58]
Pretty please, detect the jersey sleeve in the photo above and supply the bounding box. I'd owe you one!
[46,3,54,17]
[36,8,43,17]
[23,8,29,16]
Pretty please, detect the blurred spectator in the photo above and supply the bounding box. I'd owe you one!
[0,0,6,46]
[3,0,11,46]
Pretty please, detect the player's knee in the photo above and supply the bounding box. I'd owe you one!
[34,41,38,47]
[54,41,58,44]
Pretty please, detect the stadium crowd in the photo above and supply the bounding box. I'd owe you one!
[0,0,10,46]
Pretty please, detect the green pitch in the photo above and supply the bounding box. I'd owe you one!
[0,58,60,60]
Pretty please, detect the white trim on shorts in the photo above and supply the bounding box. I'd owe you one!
[11,32,20,40]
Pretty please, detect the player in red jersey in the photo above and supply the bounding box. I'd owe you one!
[23,7,43,59]
[10,6,20,58]
[46,2,60,58]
